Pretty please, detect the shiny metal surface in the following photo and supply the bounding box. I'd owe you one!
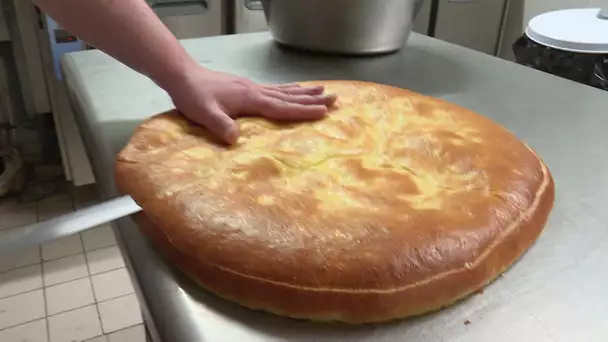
[62,32,608,341]
[0,196,141,256]
[262,0,424,54]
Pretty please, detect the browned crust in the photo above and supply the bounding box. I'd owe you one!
[114,80,555,323]
[127,170,553,324]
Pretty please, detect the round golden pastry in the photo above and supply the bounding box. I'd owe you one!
[115,80,554,324]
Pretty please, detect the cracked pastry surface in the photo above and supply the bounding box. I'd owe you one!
[115,80,554,323]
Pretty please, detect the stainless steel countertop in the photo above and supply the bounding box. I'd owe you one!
[62,32,608,342]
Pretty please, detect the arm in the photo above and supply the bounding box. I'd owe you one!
[33,0,196,91]
[33,0,336,144]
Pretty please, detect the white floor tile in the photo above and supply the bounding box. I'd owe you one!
[0,199,37,230]
[86,247,125,275]
[91,268,134,302]
[0,289,46,330]
[81,224,116,252]
[0,247,41,273]
[107,324,146,342]
[0,264,43,299]
[98,294,142,334]
[46,277,95,315]
[48,305,102,342]
[37,193,74,222]
[42,235,84,261]
[85,336,108,342]
[0,318,48,342]
[43,254,88,286]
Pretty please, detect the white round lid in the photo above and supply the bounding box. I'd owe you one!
[526,8,608,54]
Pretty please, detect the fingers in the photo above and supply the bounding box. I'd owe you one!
[250,83,337,121]
[262,89,337,107]
[271,83,299,89]
[194,104,239,144]
[265,84,326,96]
[185,81,337,143]
[253,94,329,121]
[253,84,337,121]
[282,86,326,96]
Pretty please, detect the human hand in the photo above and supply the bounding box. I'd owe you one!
[165,67,337,144]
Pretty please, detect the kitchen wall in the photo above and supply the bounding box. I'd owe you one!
[499,0,608,60]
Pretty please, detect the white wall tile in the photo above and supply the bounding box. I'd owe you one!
[98,294,142,334]
[43,254,88,286]
[45,277,95,315]
[91,268,134,302]
[108,324,146,342]
[41,235,83,261]
[0,264,43,299]
[81,224,116,252]
[37,193,74,222]
[0,247,41,273]
[86,247,125,275]
[0,289,46,330]
[0,199,37,230]
[48,305,102,342]
[0,318,48,342]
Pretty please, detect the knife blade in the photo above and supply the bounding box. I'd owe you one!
[0,195,142,256]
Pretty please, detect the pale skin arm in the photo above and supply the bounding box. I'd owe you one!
[33,0,336,144]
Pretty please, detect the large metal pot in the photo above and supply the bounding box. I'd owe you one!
[261,0,425,55]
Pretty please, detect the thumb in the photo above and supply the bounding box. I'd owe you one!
[197,104,239,145]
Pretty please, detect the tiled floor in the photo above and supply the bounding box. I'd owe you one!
[0,185,146,342]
